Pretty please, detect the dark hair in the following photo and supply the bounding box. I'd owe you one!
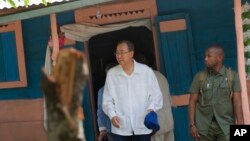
[134,53,148,65]
[116,40,135,52]
[207,44,225,57]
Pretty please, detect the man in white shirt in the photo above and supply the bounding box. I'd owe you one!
[102,40,163,141]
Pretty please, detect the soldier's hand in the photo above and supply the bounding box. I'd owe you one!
[98,130,107,141]
[190,125,200,140]
[111,116,120,128]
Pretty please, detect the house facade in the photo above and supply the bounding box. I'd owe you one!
[0,0,249,141]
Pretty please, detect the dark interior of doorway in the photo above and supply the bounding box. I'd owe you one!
[88,26,156,128]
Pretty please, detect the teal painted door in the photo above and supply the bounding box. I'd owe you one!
[155,13,197,141]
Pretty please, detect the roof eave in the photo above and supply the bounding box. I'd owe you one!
[0,0,113,24]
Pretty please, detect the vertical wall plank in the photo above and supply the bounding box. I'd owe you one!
[234,0,250,124]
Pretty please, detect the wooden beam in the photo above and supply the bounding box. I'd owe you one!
[171,94,190,107]
[234,0,250,124]
[50,13,59,63]
[75,0,157,24]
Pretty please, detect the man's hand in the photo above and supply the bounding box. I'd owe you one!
[98,130,107,141]
[190,125,200,140]
[111,116,120,128]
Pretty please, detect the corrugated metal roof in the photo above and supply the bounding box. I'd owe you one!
[0,0,71,9]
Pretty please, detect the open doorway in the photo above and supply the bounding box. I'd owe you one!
[88,26,156,128]
[61,0,159,140]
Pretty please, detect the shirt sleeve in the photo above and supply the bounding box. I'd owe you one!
[233,72,241,93]
[147,69,163,112]
[102,72,117,120]
[189,73,200,94]
[97,87,107,131]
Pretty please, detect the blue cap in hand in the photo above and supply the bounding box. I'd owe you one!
[144,111,160,132]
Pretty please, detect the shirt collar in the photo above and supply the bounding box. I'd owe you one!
[133,60,141,75]
[118,59,140,76]
[218,66,226,76]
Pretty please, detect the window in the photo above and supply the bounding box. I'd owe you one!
[0,21,27,89]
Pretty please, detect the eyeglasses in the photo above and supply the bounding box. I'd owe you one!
[114,51,131,56]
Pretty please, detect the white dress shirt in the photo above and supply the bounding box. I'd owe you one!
[102,60,163,136]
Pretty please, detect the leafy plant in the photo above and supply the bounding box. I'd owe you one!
[42,0,48,6]
[4,0,17,8]
[3,0,50,9]
[24,0,30,7]
[242,1,250,79]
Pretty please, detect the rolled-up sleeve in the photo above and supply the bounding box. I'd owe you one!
[233,72,241,93]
